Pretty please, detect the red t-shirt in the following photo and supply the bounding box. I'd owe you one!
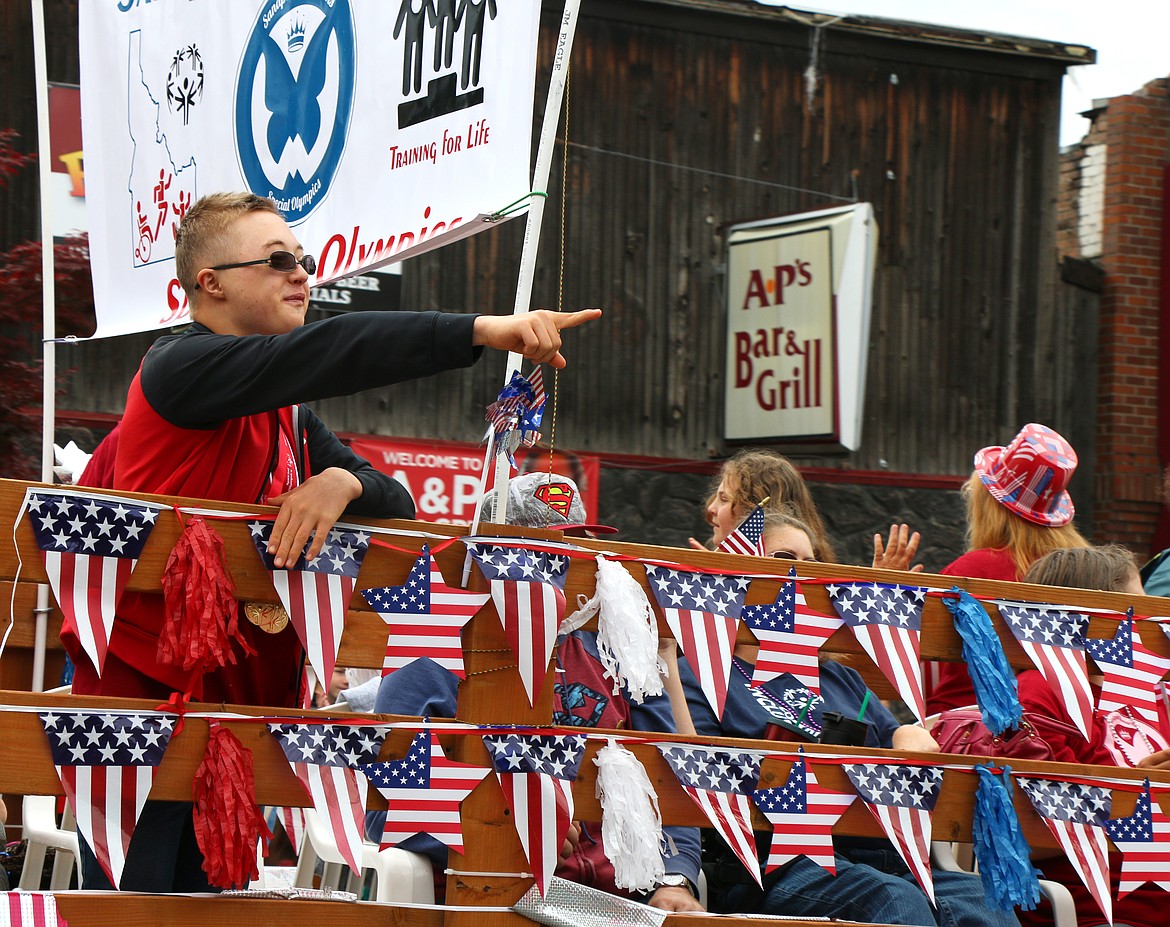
[925,549,1019,714]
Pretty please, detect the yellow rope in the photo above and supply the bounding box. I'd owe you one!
[544,62,570,525]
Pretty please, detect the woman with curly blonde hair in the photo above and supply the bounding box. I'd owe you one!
[697,449,837,561]
[693,449,922,569]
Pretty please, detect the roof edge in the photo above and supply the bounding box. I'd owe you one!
[616,0,1097,66]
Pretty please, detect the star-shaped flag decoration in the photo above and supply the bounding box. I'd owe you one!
[38,709,176,888]
[1085,612,1170,727]
[249,521,371,698]
[268,721,388,874]
[743,570,843,694]
[363,730,491,854]
[1104,779,1170,896]
[644,566,752,718]
[827,582,928,722]
[657,742,767,886]
[843,762,943,904]
[25,489,163,678]
[363,545,490,679]
[466,542,571,705]
[482,733,587,897]
[998,602,1093,738]
[1017,776,1113,925]
[754,751,855,874]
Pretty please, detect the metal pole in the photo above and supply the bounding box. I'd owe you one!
[31,0,57,692]
[490,0,581,526]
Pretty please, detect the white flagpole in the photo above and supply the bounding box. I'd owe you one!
[30,0,57,692]
[488,0,581,527]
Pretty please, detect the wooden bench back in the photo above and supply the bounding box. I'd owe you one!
[1,477,1167,923]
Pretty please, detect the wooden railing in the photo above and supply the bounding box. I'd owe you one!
[1,477,1167,927]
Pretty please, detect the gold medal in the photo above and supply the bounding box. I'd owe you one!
[244,601,290,634]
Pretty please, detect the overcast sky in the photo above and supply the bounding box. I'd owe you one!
[756,0,1170,145]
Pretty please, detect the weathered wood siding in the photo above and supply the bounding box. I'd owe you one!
[31,0,1090,480]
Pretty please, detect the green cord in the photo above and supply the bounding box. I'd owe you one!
[491,190,548,219]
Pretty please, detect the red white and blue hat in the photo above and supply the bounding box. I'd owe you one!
[973,423,1077,527]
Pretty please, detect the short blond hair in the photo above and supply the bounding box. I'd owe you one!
[174,192,282,303]
[963,472,1089,576]
[713,449,837,563]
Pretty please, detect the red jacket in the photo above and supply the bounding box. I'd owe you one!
[1015,671,1164,927]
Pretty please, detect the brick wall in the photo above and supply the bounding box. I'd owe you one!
[1058,115,1108,259]
[1086,77,1170,550]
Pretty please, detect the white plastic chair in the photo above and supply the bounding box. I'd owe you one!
[931,841,1077,927]
[291,805,434,902]
[17,795,79,891]
[18,685,79,891]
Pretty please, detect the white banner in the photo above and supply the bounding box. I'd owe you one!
[79,0,541,339]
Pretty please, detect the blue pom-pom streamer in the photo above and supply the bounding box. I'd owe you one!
[972,764,1041,912]
[942,587,1022,735]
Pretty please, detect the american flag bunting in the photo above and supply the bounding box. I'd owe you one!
[363,730,490,854]
[363,545,490,679]
[25,489,162,677]
[999,603,1093,738]
[268,722,388,873]
[482,733,587,897]
[754,752,855,874]
[645,566,752,718]
[278,806,306,854]
[657,743,767,886]
[843,762,943,904]
[1,892,68,927]
[1017,776,1113,924]
[38,709,175,889]
[743,569,842,693]
[827,582,928,722]
[466,542,570,705]
[249,522,371,698]
[1104,779,1170,895]
[1085,613,1170,726]
[717,504,766,557]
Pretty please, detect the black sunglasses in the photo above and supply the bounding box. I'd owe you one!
[771,550,817,562]
[210,250,317,275]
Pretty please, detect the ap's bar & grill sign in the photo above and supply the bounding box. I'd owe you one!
[724,204,877,451]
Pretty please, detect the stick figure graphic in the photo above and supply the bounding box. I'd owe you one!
[395,0,437,95]
[455,0,496,90]
[430,0,458,71]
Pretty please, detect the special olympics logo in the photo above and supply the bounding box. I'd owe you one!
[234,0,355,222]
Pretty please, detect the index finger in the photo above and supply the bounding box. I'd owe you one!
[553,307,603,330]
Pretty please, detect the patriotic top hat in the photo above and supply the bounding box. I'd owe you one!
[973,423,1077,527]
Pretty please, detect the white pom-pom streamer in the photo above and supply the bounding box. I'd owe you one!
[562,555,663,702]
[594,738,665,892]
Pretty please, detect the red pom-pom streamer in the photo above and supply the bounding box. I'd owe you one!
[159,515,254,672]
[193,721,271,889]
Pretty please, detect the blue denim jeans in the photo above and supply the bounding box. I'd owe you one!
[78,799,219,893]
[721,844,1020,927]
